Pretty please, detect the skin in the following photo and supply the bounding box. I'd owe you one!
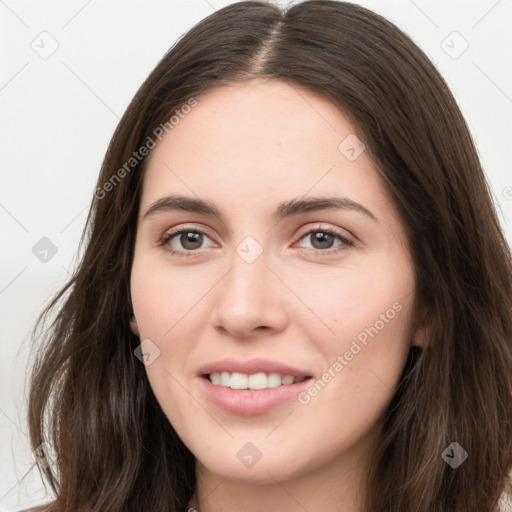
[130,78,425,512]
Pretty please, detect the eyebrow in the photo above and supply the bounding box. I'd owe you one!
[142,194,379,223]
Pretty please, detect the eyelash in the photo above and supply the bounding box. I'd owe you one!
[158,225,354,258]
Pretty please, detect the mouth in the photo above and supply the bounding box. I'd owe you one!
[199,372,315,416]
[202,371,312,390]
[196,358,315,414]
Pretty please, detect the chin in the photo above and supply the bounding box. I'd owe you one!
[188,434,322,484]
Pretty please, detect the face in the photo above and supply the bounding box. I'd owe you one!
[130,79,421,484]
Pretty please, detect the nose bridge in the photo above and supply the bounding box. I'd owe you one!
[224,243,272,311]
[213,235,286,336]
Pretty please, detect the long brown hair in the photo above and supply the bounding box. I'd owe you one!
[26,1,512,511]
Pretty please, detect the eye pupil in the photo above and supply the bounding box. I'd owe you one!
[312,232,334,249]
[181,232,203,250]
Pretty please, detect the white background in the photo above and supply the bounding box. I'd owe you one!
[1,0,511,510]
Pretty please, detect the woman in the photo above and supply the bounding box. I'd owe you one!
[24,1,512,511]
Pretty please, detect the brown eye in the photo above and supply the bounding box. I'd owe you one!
[308,231,336,250]
[177,231,204,250]
[296,227,354,254]
[160,228,214,256]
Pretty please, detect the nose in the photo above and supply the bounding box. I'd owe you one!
[212,248,288,339]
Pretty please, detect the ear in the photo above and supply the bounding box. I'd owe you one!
[412,323,428,348]
[130,316,140,337]
[411,303,429,348]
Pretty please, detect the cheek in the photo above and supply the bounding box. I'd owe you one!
[296,258,414,405]
[130,258,211,398]
[295,254,413,340]
[131,261,203,425]
[130,255,201,339]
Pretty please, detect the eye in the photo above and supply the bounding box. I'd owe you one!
[294,226,354,254]
[159,225,355,257]
[159,227,215,257]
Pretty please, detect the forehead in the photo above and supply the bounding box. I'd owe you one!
[140,79,396,225]
[151,79,353,157]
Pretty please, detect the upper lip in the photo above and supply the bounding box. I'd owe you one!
[198,358,313,378]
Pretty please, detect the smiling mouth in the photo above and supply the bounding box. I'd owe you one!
[202,371,314,390]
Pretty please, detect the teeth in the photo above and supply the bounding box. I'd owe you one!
[209,371,306,390]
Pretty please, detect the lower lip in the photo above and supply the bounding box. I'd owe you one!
[199,376,314,416]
